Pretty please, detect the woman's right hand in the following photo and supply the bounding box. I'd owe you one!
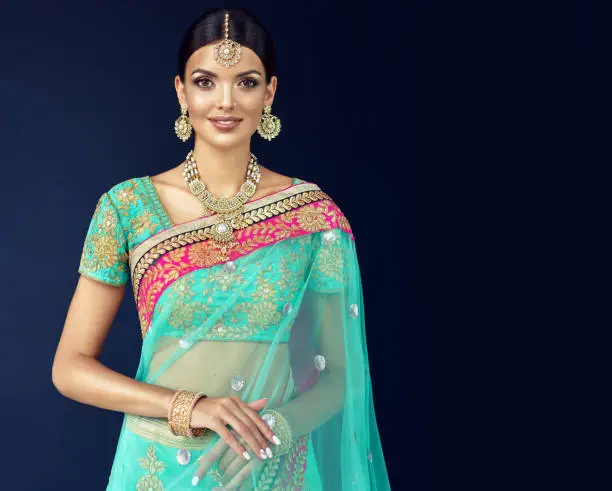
[190,396,280,461]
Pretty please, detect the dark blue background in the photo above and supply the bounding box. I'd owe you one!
[0,1,418,489]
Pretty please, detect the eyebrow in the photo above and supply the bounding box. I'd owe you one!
[191,68,262,78]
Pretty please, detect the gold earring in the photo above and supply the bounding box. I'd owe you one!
[174,101,192,142]
[257,105,281,141]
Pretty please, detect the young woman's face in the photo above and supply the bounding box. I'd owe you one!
[175,43,277,149]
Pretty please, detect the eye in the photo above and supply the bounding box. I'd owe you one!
[194,78,213,88]
[239,78,259,88]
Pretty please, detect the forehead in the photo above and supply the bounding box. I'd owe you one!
[185,43,264,76]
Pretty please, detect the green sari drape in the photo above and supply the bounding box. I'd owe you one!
[78,175,392,490]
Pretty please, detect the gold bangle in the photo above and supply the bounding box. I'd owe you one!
[167,389,209,438]
[167,389,183,436]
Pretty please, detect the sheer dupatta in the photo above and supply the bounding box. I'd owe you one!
[80,178,391,490]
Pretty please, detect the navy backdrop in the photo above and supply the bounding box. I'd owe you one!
[0,1,418,489]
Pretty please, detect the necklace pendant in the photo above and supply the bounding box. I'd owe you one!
[211,220,235,243]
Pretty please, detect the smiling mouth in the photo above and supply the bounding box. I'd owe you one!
[210,120,241,125]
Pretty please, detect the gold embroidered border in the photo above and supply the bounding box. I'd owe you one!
[129,182,322,275]
[131,187,330,301]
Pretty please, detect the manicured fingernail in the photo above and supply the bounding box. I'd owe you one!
[272,435,281,445]
[266,447,273,458]
[242,451,251,460]
[259,448,267,459]
[192,476,200,486]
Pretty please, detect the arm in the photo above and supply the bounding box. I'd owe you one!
[51,274,176,417]
[271,290,347,439]
[261,229,365,452]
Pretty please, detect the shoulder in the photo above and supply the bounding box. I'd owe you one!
[103,176,150,208]
[293,179,353,238]
[96,176,166,248]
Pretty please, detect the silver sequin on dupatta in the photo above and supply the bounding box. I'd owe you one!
[349,303,359,318]
[179,335,194,349]
[313,354,327,372]
[231,375,245,391]
[176,448,191,465]
[322,230,337,245]
[261,413,276,428]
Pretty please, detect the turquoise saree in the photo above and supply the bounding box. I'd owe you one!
[78,175,392,490]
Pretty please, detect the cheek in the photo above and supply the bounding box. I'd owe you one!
[186,93,216,114]
[239,99,265,121]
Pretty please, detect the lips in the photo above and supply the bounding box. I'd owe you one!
[208,117,242,131]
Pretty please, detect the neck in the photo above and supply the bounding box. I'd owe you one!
[188,137,253,198]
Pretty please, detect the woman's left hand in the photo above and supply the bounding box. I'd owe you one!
[192,431,269,489]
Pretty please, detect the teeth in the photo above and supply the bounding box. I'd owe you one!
[214,120,238,124]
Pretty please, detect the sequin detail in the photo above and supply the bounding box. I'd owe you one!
[350,303,359,318]
[282,302,293,316]
[179,335,194,349]
[176,448,191,465]
[322,229,337,245]
[262,413,276,428]
[231,375,245,391]
[313,354,327,371]
[223,260,236,273]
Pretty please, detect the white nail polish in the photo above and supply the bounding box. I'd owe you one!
[272,435,281,445]
[266,447,273,458]
[192,475,200,486]
[259,449,267,459]
[242,451,251,460]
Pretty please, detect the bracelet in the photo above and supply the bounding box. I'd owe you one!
[167,389,209,438]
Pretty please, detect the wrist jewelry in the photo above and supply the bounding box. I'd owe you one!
[167,389,209,438]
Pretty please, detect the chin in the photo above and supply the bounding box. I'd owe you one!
[202,134,249,149]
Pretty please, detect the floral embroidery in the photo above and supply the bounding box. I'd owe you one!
[275,435,309,490]
[78,192,129,286]
[252,419,309,491]
[187,241,227,268]
[129,209,158,243]
[135,199,352,337]
[296,205,328,232]
[131,192,348,301]
[115,185,137,207]
[78,177,176,287]
[136,444,166,491]
[308,231,348,292]
[109,177,169,250]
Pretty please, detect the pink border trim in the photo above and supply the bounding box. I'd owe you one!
[137,199,352,337]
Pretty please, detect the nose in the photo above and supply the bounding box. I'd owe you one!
[216,83,237,110]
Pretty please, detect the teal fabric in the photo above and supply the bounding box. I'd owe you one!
[78,176,392,490]
[78,177,171,286]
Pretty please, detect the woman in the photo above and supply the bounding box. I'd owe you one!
[52,7,391,490]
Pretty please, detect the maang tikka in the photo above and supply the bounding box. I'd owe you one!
[213,10,242,68]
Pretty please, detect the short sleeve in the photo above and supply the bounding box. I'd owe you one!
[307,229,349,293]
[78,192,129,286]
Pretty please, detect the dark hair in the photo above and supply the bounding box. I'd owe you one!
[177,7,277,84]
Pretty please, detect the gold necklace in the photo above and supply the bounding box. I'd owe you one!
[182,150,261,244]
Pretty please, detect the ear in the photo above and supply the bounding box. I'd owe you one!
[174,75,186,105]
[263,75,278,107]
